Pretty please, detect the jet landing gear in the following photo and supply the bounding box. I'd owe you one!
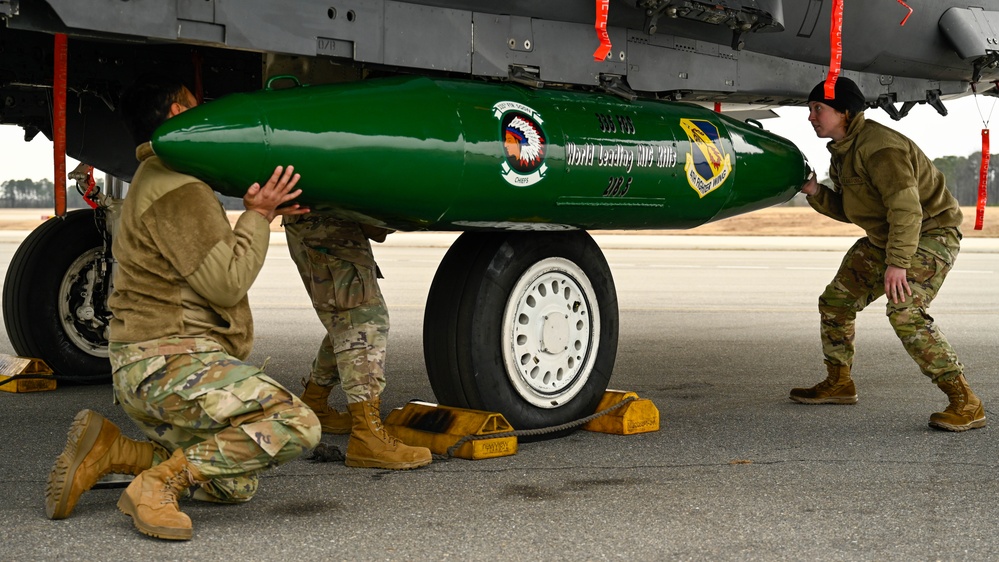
[2,209,113,383]
[423,231,619,434]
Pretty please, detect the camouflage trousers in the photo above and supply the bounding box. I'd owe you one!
[285,216,389,403]
[818,227,963,383]
[110,338,321,503]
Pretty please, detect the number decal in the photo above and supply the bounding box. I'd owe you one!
[617,115,635,134]
[595,113,617,133]
[594,113,636,135]
[602,176,632,197]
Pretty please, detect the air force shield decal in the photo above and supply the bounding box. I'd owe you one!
[680,118,732,198]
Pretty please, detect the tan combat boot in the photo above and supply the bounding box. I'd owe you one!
[345,400,431,470]
[117,448,204,541]
[46,409,166,519]
[929,375,987,432]
[301,379,351,434]
[789,364,857,405]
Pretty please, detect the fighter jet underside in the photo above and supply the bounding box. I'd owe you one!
[2,0,998,430]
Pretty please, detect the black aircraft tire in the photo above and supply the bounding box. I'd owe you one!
[423,232,505,408]
[2,209,111,383]
[424,231,618,434]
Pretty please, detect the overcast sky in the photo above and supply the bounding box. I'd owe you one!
[2,94,996,185]
[766,94,998,180]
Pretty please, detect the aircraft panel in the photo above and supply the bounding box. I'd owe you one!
[41,0,179,38]
[177,20,224,45]
[471,14,628,85]
[384,2,471,73]
[627,33,738,94]
[213,1,382,61]
[177,0,214,23]
[940,7,999,60]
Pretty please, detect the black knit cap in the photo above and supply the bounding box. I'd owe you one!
[807,77,866,114]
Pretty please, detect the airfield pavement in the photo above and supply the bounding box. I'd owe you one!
[1,208,998,560]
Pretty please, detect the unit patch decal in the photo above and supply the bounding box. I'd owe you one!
[679,118,732,198]
[493,101,548,186]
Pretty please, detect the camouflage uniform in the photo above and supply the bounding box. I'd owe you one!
[807,113,968,387]
[284,213,389,403]
[820,228,963,383]
[111,337,321,503]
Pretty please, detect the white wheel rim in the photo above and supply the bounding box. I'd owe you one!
[57,248,110,358]
[501,257,600,408]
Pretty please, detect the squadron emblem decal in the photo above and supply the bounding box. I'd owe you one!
[679,118,732,198]
[493,101,548,186]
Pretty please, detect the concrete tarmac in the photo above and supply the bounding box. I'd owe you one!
[1,232,997,561]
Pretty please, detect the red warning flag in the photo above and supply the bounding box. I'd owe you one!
[976,129,989,230]
[593,0,611,62]
[895,0,913,26]
[824,0,844,99]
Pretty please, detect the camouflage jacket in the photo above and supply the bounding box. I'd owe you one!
[108,143,270,360]
[809,114,963,269]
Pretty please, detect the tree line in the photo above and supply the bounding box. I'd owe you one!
[0,177,243,209]
[0,178,97,209]
[931,152,998,206]
[800,152,996,207]
[3,151,998,209]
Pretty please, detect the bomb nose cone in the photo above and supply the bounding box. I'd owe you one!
[151,93,269,195]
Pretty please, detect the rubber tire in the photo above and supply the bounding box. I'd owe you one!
[3,209,111,383]
[424,232,505,408]
[423,231,618,433]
